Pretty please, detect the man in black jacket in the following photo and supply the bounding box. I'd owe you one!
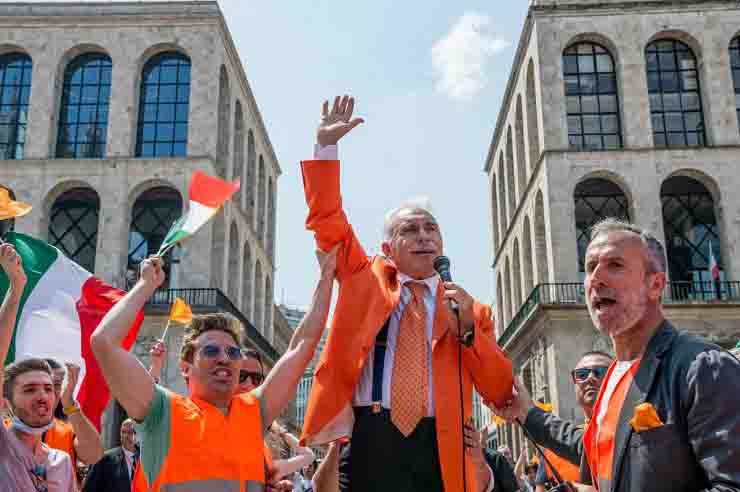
[83,419,138,492]
[494,218,740,492]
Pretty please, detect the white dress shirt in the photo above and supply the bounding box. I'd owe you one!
[123,448,135,479]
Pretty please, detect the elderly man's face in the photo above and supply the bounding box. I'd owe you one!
[584,231,664,338]
[382,209,443,280]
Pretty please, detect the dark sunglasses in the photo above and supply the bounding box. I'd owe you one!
[239,370,265,385]
[199,344,243,361]
[571,366,609,382]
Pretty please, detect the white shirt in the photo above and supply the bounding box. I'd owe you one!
[314,145,440,414]
[123,448,135,479]
[596,360,638,431]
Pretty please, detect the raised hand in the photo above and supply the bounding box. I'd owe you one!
[61,362,81,408]
[139,256,165,290]
[316,95,364,146]
[315,245,339,280]
[487,376,533,423]
[0,243,26,292]
[149,339,167,378]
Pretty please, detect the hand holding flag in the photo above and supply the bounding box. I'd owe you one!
[157,171,240,256]
[161,297,193,341]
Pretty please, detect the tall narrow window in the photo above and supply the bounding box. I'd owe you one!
[646,40,704,147]
[49,187,100,272]
[56,53,112,158]
[128,187,183,287]
[0,53,31,159]
[729,37,740,130]
[563,42,621,150]
[136,52,191,157]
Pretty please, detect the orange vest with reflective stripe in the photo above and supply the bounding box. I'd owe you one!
[584,359,641,491]
[134,391,265,492]
[44,418,76,465]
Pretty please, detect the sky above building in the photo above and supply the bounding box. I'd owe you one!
[218,0,528,309]
[13,0,530,311]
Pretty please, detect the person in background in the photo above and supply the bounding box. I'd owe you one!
[43,359,104,468]
[0,243,77,491]
[294,460,318,492]
[82,419,138,492]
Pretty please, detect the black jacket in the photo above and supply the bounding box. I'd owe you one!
[82,447,134,492]
[484,450,520,492]
[524,321,740,492]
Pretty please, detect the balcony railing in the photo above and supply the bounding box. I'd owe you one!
[144,287,279,362]
[498,281,740,347]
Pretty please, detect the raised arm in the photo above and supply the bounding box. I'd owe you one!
[301,96,367,282]
[90,257,165,421]
[255,247,337,427]
[270,422,316,479]
[61,362,104,464]
[0,244,27,392]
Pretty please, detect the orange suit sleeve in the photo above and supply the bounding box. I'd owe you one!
[300,159,369,282]
[462,303,514,408]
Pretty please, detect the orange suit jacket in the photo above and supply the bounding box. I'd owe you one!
[299,159,514,492]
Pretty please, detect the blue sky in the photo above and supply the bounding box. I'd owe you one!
[217,1,529,309]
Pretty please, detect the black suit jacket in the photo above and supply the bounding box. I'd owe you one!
[524,321,740,492]
[483,450,519,492]
[82,446,133,492]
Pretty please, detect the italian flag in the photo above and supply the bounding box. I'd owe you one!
[158,171,239,255]
[0,232,143,430]
[708,240,720,280]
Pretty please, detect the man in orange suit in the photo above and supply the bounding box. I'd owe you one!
[299,95,514,492]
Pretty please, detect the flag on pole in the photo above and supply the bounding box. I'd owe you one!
[157,171,239,255]
[168,297,192,325]
[708,240,720,280]
[0,232,144,430]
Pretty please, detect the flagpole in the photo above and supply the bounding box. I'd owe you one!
[162,319,172,341]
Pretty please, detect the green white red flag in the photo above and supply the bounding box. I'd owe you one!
[0,232,143,430]
[158,171,239,255]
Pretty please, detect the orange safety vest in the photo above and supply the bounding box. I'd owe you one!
[44,418,77,465]
[543,448,581,483]
[584,359,642,491]
[134,391,265,492]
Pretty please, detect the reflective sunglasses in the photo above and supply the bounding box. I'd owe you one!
[571,366,609,383]
[198,344,243,361]
[239,370,265,385]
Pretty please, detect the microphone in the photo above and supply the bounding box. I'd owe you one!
[433,255,452,283]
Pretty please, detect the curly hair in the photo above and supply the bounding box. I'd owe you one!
[179,313,243,362]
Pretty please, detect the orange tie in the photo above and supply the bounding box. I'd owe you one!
[391,282,429,437]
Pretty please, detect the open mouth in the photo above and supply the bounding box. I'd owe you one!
[592,297,617,311]
[212,368,233,379]
[411,250,436,256]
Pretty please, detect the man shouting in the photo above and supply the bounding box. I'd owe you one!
[299,95,513,492]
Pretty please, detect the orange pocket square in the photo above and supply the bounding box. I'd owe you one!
[630,403,664,432]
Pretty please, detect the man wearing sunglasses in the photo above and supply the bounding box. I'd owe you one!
[91,248,337,492]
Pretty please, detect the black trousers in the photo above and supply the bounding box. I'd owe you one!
[338,408,444,492]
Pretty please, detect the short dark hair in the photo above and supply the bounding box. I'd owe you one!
[4,358,53,401]
[580,350,614,362]
[180,313,243,363]
[44,358,63,371]
[242,348,264,374]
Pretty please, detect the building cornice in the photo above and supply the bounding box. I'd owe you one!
[0,1,221,22]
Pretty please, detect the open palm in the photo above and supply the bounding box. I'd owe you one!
[316,95,364,146]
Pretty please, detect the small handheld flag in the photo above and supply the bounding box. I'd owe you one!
[708,240,720,281]
[162,297,193,340]
[157,171,239,256]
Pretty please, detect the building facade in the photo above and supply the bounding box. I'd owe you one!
[486,0,740,458]
[0,1,282,445]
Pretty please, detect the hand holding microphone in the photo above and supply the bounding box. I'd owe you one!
[434,256,475,345]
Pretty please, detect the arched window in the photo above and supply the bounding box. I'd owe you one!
[264,275,273,341]
[729,37,740,130]
[128,187,183,287]
[534,190,550,285]
[246,131,256,228]
[0,53,32,159]
[661,176,723,298]
[136,52,191,157]
[242,243,252,318]
[491,174,499,250]
[574,178,630,273]
[257,156,266,240]
[266,177,276,260]
[233,101,244,206]
[526,60,541,171]
[253,260,263,330]
[563,42,621,150]
[646,39,704,147]
[56,53,112,158]
[228,221,240,302]
[49,187,100,272]
[522,216,534,295]
[217,65,230,175]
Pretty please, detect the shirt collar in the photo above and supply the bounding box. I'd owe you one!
[397,272,439,296]
[124,448,135,460]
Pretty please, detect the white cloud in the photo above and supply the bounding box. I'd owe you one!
[431,12,510,101]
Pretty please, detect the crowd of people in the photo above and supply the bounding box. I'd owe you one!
[1,95,740,492]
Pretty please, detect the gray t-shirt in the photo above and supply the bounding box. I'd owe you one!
[0,422,76,492]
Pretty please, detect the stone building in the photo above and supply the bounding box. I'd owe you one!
[486,0,740,458]
[0,1,282,444]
